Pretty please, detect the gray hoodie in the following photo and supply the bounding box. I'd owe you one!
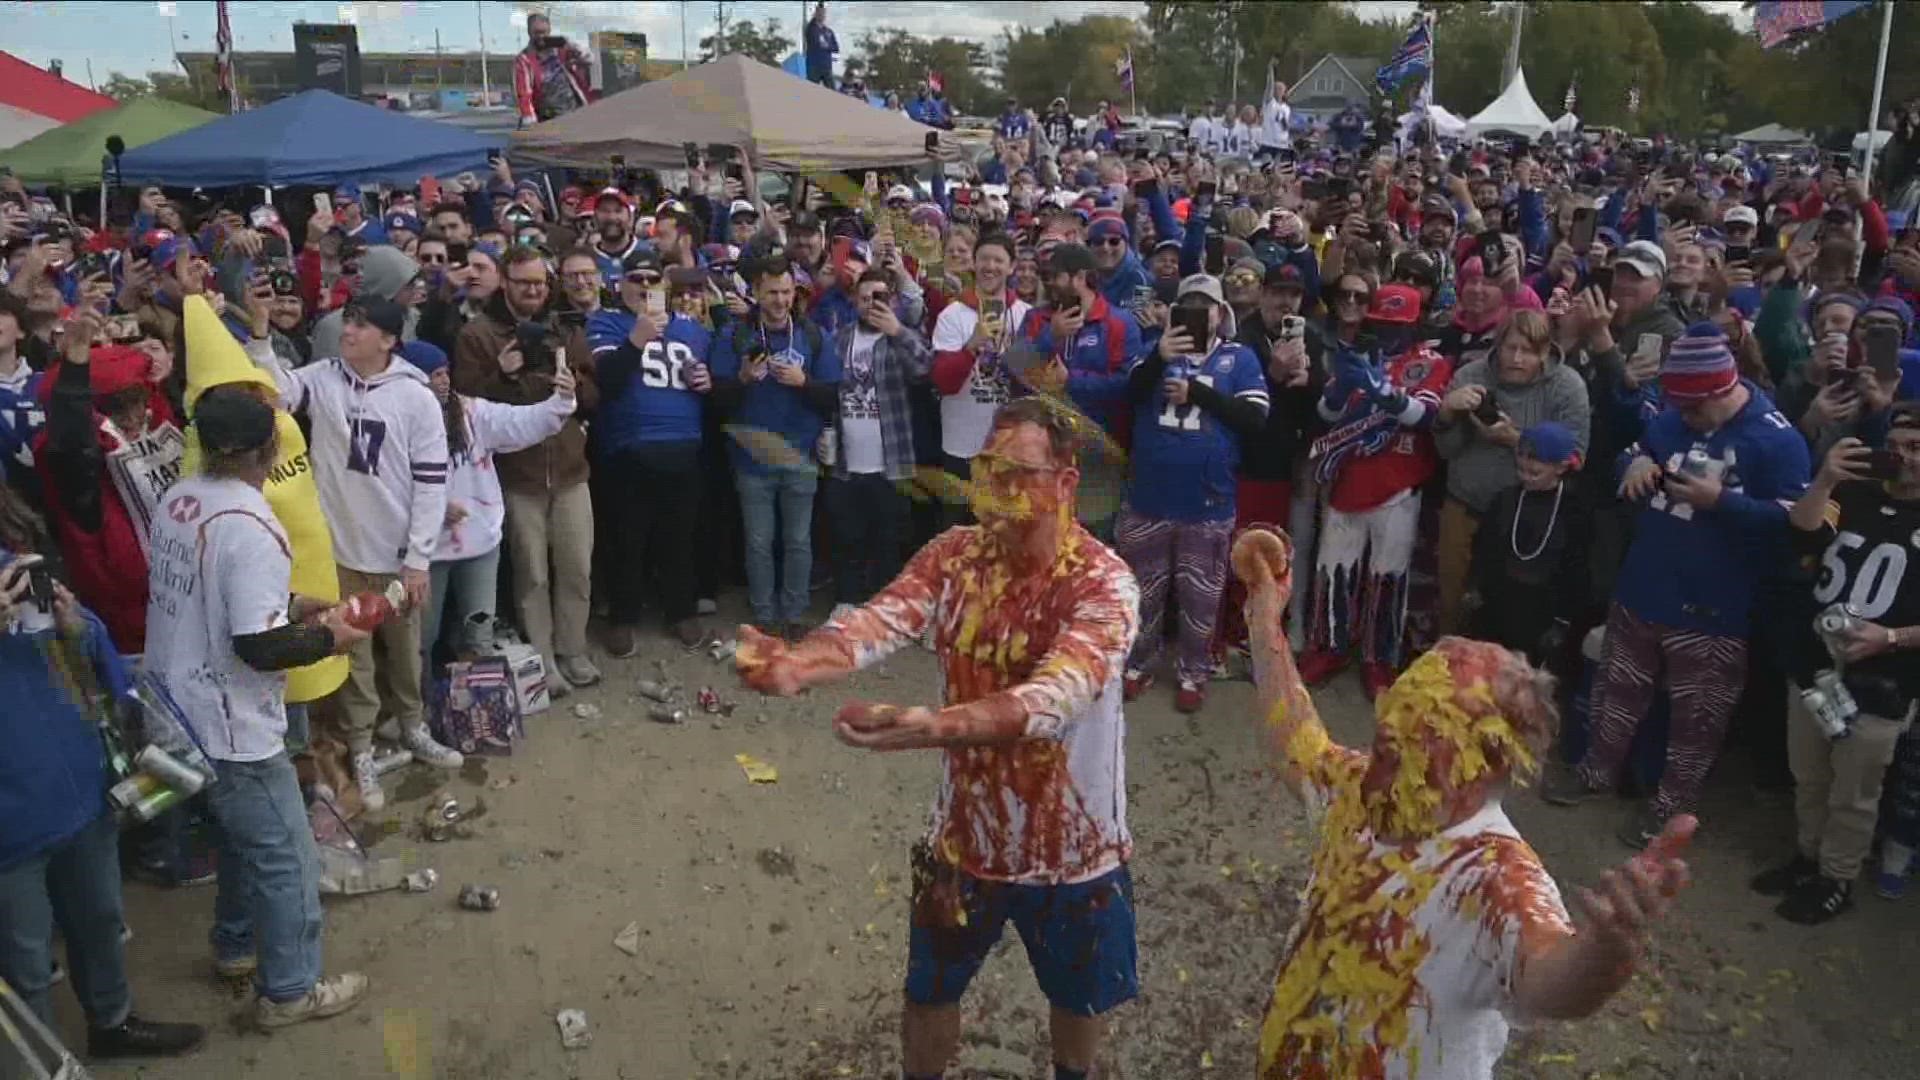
[1436,349,1592,514]
[308,246,420,361]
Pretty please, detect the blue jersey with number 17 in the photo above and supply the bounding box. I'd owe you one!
[588,310,711,451]
[1125,339,1269,522]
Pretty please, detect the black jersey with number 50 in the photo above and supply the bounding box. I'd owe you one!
[1814,484,1920,698]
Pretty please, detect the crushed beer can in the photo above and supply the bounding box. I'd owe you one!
[555,1008,592,1050]
[457,884,501,911]
[648,705,687,724]
[401,869,439,893]
[636,679,676,703]
[696,686,736,716]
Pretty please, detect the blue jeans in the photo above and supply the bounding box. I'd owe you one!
[0,812,132,1029]
[425,546,503,669]
[205,753,323,1003]
[736,467,817,625]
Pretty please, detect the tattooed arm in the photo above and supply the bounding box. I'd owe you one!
[1235,528,1357,807]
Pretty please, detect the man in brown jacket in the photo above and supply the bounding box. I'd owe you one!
[453,246,602,694]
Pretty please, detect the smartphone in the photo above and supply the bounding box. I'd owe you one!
[1173,305,1211,347]
[1204,234,1225,274]
[1474,391,1503,425]
[646,285,668,318]
[683,142,701,169]
[1635,332,1665,362]
[312,192,332,217]
[1132,178,1158,199]
[1864,322,1903,378]
[1279,314,1305,342]
[1865,448,1902,480]
[1476,229,1505,273]
[925,131,940,155]
[1725,244,1752,265]
[1569,207,1596,252]
[72,251,111,281]
[1589,265,1614,296]
[1196,180,1218,200]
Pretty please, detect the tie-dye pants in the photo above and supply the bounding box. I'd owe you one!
[1114,507,1233,686]
[1306,489,1421,667]
[1577,603,1749,818]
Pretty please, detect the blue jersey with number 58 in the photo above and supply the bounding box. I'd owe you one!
[1125,339,1268,522]
[589,310,711,452]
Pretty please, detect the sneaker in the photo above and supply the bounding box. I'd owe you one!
[1295,649,1349,688]
[1539,760,1599,807]
[558,654,602,688]
[603,624,639,660]
[696,598,719,616]
[1174,678,1206,713]
[1873,869,1909,901]
[1122,668,1154,702]
[254,972,371,1031]
[1750,855,1819,897]
[1616,805,1668,851]
[671,617,707,649]
[88,1014,205,1059]
[401,725,464,770]
[214,954,258,979]
[1361,661,1397,701]
[1776,874,1854,925]
[351,750,386,813]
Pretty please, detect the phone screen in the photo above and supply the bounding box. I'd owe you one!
[1476,230,1504,273]
[312,192,332,217]
[1174,306,1211,348]
[1636,332,1665,362]
[1589,266,1614,296]
[646,285,668,318]
[1197,180,1218,200]
[1867,448,1902,480]
[1204,235,1225,275]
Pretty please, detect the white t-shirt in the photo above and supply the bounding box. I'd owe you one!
[1259,781,1573,1080]
[1260,98,1292,149]
[144,475,295,763]
[931,296,1032,460]
[1188,114,1214,148]
[839,328,885,475]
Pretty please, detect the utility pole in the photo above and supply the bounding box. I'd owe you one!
[715,2,728,60]
[681,0,690,69]
[477,1,491,105]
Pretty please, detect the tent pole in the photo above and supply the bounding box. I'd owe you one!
[98,182,106,228]
[1863,0,1894,184]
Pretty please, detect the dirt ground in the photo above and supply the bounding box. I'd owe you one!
[64,613,1920,1080]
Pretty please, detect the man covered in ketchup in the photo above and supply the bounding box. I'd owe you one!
[736,397,1140,1080]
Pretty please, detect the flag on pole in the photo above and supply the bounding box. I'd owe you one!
[1116,49,1134,92]
[1563,76,1577,114]
[1376,17,1432,94]
[1262,58,1275,103]
[1754,0,1872,49]
[1626,85,1641,115]
[215,0,234,101]
[927,69,944,94]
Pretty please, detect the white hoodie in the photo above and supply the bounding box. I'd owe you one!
[248,340,448,574]
[436,392,572,562]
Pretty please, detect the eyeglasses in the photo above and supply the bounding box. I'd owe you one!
[1224,271,1259,287]
[561,269,599,281]
[860,291,893,304]
[1334,288,1371,304]
[625,273,663,287]
[417,251,449,264]
[1093,237,1127,248]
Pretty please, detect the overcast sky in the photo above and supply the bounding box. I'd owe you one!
[10,1,1749,86]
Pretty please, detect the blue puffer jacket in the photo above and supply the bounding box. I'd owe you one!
[0,550,128,872]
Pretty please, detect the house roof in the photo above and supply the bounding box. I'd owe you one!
[1290,54,1382,102]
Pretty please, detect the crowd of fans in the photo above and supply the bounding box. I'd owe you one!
[2,9,1920,1067]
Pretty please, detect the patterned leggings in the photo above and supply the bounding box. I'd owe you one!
[1578,603,1749,817]
[1114,507,1233,685]
[1883,729,1920,854]
[1308,490,1421,667]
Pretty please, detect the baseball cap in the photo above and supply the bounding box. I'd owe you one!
[1615,240,1668,280]
[344,297,406,341]
[1150,238,1182,257]
[788,210,823,235]
[621,249,663,278]
[399,340,449,376]
[1176,273,1226,307]
[728,199,759,219]
[1366,283,1423,325]
[332,182,362,203]
[193,385,278,454]
[1518,421,1579,466]
[594,187,633,210]
[1722,205,1759,228]
[383,211,422,236]
[1419,193,1457,223]
[1262,263,1306,290]
[885,184,916,205]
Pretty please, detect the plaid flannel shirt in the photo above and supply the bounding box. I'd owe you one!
[828,321,933,482]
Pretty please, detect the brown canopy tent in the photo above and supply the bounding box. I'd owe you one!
[511,54,940,171]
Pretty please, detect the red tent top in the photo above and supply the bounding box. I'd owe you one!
[0,50,115,124]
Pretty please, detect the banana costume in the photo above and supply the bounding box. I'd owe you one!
[180,296,347,703]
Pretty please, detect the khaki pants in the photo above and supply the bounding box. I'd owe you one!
[503,482,593,663]
[336,566,425,754]
[1436,497,1479,637]
[1787,688,1914,881]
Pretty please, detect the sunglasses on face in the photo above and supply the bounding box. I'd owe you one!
[1335,288,1370,304]
[1224,271,1259,287]
[417,251,449,264]
[625,273,662,287]
[1094,237,1127,248]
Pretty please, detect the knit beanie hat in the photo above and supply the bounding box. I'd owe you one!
[1661,321,1739,404]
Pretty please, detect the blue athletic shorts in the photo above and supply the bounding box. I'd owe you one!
[904,863,1138,1016]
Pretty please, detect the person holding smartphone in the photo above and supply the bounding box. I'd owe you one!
[1114,274,1269,713]
[1800,297,1913,460]
[1753,405,1920,923]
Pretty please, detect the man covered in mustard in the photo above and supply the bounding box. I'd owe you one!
[1233,528,1694,1080]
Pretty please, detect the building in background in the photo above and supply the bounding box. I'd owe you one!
[1289,55,1383,122]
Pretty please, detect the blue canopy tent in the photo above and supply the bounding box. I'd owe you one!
[116,89,504,188]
